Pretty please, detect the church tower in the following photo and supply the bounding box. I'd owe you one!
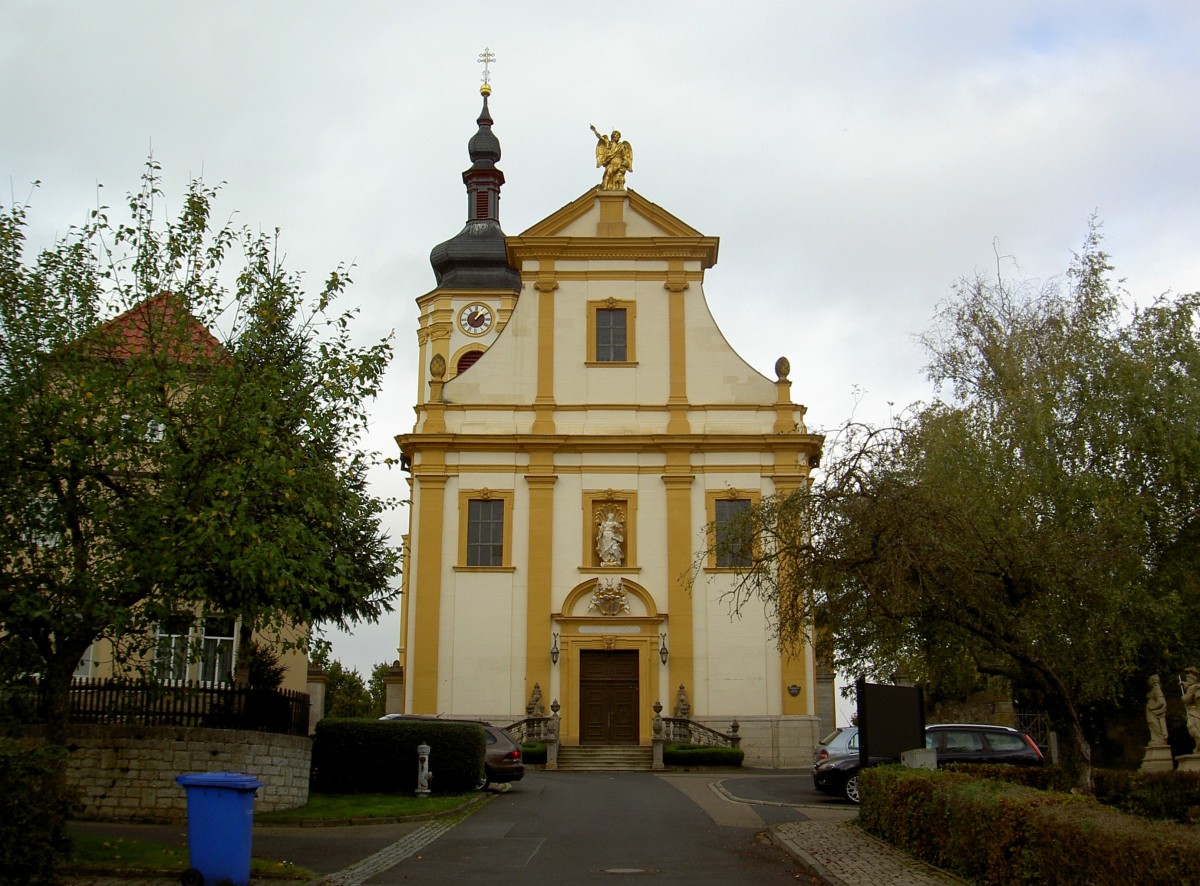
[396,80,827,765]
[416,77,520,405]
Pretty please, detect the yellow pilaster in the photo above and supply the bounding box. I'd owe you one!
[774,376,800,434]
[773,464,809,715]
[410,465,447,713]
[663,456,695,698]
[532,265,557,435]
[398,526,411,664]
[524,457,558,707]
[666,260,690,435]
[596,190,627,237]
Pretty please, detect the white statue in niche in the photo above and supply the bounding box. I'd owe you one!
[596,510,624,566]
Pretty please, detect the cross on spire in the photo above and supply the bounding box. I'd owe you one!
[478,47,496,95]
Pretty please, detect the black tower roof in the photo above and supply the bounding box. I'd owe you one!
[429,94,521,291]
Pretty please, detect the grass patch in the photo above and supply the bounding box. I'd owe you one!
[254,791,477,823]
[65,833,313,880]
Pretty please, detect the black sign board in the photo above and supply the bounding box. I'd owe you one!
[857,679,925,765]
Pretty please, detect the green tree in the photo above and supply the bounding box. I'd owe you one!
[321,660,374,719]
[368,660,392,717]
[712,224,1200,787]
[0,162,400,752]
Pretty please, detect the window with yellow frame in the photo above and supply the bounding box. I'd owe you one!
[705,489,761,570]
[586,298,636,364]
[457,488,515,569]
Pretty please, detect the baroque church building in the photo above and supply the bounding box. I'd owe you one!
[394,86,829,766]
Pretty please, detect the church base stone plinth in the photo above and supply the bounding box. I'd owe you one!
[1176,753,1200,772]
[1140,742,1175,772]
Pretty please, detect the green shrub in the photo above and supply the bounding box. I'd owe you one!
[1094,768,1200,823]
[0,739,73,886]
[664,743,744,767]
[859,766,1200,885]
[941,762,1076,792]
[311,718,485,794]
[521,742,546,765]
[935,763,1200,823]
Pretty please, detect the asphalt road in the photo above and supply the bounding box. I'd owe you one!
[359,769,854,885]
[69,769,857,883]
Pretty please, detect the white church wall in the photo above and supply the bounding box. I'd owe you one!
[699,583,778,715]
[685,290,778,404]
[443,288,541,405]
[446,571,519,717]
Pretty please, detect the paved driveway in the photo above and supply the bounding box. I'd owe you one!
[350,769,852,885]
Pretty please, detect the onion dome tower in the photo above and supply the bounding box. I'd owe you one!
[428,78,521,291]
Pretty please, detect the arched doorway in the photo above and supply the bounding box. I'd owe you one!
[553,577,663,746]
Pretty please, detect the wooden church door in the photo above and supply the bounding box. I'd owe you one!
[579,650,639,745]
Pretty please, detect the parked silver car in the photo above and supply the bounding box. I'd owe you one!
[813,726,859,765]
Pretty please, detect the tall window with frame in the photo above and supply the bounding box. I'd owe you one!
[714,498,753,568]
[466,498,505,567]
[200,616,236,685]
[155,614,192,682]
[595,308,627,362]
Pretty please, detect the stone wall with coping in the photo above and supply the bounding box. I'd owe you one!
[696,715,822,768]
[59,725,311,821]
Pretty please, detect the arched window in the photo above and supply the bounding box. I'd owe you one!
[456,350,484,374]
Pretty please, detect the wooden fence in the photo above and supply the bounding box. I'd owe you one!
[61,678,310,736]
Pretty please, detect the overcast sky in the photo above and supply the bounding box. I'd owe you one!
[4,2,1199,682]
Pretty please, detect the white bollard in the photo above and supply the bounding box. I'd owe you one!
[416,743,432,797]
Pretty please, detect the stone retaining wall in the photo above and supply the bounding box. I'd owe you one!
[696,715,822,768]
[60,725,311,821]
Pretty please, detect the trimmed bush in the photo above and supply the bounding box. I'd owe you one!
[859,765,1200,885]
[521,742,547,765]
[942,761,1076,792]
[0,739,73,886]
[1094,768,1200,823]
[312,718,485,794]
[664,743,744,767]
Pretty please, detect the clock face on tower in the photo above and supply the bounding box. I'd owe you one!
[458,303,494,336]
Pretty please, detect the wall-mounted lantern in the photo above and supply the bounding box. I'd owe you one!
[659,633,669,665]
[551,632,560,665]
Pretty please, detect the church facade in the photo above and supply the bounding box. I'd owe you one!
[394,89,828,766]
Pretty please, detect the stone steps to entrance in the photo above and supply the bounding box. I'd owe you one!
[555,745,654,771]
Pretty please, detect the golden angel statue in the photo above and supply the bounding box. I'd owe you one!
[590,125,633,190]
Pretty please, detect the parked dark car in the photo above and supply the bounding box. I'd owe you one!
[379,714,525,788]
[812,723,1043,803]
[924,723,1043,767]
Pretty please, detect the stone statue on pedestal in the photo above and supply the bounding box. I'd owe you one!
[1140,674,1175,772]
[1183,668,1200,755]
[1146,674,1169,744]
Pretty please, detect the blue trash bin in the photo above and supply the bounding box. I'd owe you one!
[175,771,264,886]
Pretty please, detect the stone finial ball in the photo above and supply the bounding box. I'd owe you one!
[775,356,791,380]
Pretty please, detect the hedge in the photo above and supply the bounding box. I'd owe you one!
[664,743,744,767]
[858,766,1200,885]
[521,742,547,765]
[0,739,73,886]
[1094,769,1200,823]
[311,718,485,794]
[944,763,1200,824]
